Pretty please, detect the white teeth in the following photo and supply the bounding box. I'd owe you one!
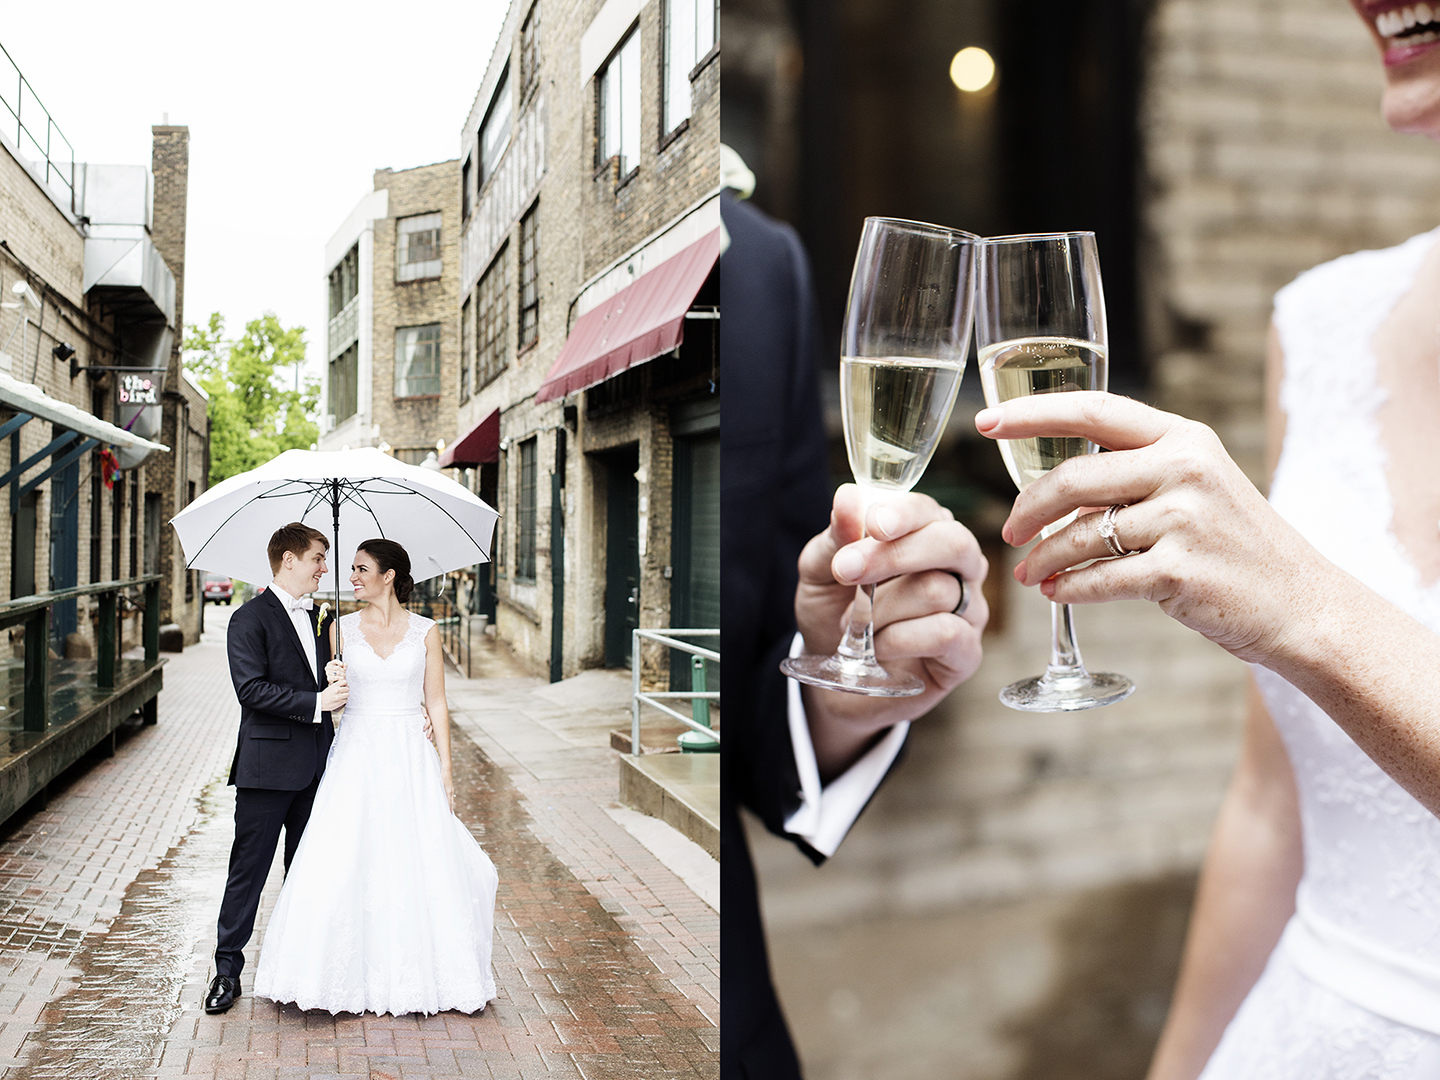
[1377,6,1440,38]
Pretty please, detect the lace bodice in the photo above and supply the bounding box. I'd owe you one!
[1266,226,1440,963]
[339,610,432,718]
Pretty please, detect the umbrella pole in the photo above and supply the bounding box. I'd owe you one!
[332,478,342,661]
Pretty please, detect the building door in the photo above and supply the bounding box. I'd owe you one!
[603,445,641,668]
[48,452,81,646]
[669,399,720,689]
[474,462,498,621]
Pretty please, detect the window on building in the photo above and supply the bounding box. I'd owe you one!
[516,437,537,581]
[479,64,512,190]
[664,0,717,134]
[460,295,473,403]
[521,2,540,102]
[329,244,359,319]
[330,342,359,423]
[395,324,442,398]
[476,246,509,388]
[461,157,472,221]
[597,28,641,175]
[129,481,139,578]
[397,213,443,282]
[112,476,124,580]
[143,493,159,575]
[89,473,101,584]
[519,203,539,350]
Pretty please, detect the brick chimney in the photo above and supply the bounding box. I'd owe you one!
[150,124,189,389]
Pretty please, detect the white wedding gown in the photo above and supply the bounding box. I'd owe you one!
[1199,228,1440,1076]
[253,612,497,1016]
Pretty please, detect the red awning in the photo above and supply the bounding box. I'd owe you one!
[438,408,499,468]
[536,228,720,403]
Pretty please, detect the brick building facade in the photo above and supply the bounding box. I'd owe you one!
[0,87,206,660]
[319,160,463,470]
[444,0,720,681]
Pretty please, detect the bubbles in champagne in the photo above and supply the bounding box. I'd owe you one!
[842,356,964,494]
[978,336,1107,490]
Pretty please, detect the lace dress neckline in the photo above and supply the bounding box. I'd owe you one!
[345,611,420,662]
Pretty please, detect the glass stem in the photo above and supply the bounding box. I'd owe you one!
[1039,517,1087,681]
[835,582,877,662]
[1045,600,1087,680]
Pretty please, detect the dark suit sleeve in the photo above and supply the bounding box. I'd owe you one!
[721,195,835,866]
[228,606,320,723]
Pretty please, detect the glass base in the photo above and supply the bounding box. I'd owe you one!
[781,653,925,697]
[999,670,1135,712]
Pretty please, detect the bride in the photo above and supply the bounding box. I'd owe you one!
[955,4,1440,1073]
[253,538,497,1016]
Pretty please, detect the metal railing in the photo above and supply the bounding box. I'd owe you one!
[0,574,162,731]
[631,628,719,755]
[417,590,473,679]
[0,43,77,214]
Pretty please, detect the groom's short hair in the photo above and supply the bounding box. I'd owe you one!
[267,522,329,574]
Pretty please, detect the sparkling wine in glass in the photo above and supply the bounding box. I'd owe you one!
[782,217,977,697]
[977,232,1135,712]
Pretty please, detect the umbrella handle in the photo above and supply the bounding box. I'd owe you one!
[332,477,343,660]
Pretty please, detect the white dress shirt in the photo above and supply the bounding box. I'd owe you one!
[267,581,324,724]
[781,632,910,858]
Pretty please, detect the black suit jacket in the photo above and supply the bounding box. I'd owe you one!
[226,588,336,790]
[721,193,834,1080]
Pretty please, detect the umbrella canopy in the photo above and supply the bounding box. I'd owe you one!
[171,447,499,590]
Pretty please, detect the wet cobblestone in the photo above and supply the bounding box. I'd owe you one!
[0,609,718,1078]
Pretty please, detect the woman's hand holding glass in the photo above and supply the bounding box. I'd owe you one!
[975,391,1335,666]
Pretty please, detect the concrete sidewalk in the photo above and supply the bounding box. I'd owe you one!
[0,605,718,1079]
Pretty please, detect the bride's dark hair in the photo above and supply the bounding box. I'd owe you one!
[356,539,414,604]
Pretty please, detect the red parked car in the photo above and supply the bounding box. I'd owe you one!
[204,574,234,605]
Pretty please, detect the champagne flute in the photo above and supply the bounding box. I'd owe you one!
[782,217,977,696]
[976,232,1134,711]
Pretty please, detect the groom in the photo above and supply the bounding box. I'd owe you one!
[204,522,348,1014]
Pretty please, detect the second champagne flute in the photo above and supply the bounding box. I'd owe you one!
[782,217,976,696]
[976,231,1134,712]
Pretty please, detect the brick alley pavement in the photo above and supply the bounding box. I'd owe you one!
[0,605,718,1079]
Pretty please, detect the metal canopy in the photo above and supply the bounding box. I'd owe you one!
[0,370,169,452]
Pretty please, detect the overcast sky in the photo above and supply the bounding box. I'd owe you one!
[1,0,506,383]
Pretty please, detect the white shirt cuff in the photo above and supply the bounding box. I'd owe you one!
[781,633,910,858]
[313,693,323,724]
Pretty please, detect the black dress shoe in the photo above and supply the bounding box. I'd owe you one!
[204,974,241,1014]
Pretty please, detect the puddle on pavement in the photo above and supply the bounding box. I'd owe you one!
[7,723,715,1080]
[8,776,232,1080]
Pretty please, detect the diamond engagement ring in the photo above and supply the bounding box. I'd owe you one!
[1098,504,1139,558]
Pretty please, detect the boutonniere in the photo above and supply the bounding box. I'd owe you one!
[316,602,331,636]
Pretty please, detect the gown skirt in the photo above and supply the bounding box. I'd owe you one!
[254,614,497,1016]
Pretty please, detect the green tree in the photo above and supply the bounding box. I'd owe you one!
[185,313,320,485]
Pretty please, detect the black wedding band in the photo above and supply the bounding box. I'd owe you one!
[949,571,969,616]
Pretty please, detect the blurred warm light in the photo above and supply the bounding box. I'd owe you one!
[950,47,995,93]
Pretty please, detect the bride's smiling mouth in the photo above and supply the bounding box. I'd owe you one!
[1372,2,1440,64]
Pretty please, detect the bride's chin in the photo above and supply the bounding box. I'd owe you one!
[1381,68,1440,138]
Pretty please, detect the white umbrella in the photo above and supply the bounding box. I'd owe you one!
[170,447,498,617]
